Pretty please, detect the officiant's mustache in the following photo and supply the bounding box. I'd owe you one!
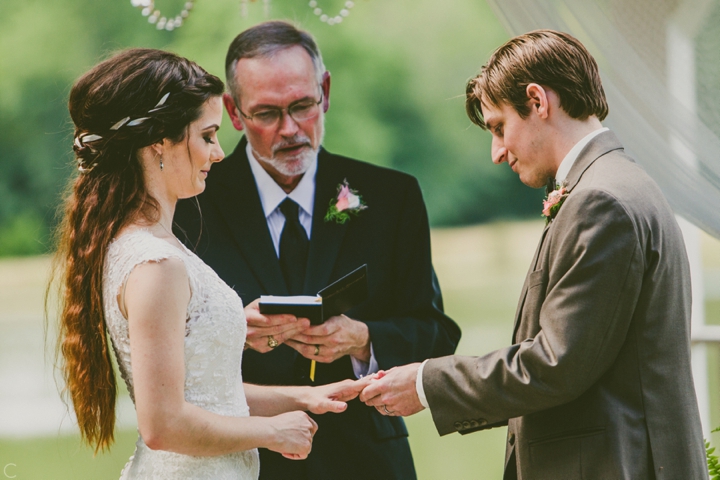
[273,135,312,154]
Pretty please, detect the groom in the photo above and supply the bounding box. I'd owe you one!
[360,30,707,478]
[173,21,460,480]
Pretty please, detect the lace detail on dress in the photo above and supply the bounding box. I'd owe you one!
[103,229,259,479]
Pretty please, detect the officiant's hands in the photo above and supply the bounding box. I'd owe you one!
[244,299,311,353]
[359,364,425,417]
[285,314,371,363]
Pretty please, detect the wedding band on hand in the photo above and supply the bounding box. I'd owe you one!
[383,405,393,415]
[314,345,320,356]
[267,335,279,349]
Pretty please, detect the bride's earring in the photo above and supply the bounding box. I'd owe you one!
[159,156,164,171]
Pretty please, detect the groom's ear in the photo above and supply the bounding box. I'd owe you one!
[223,93,245,132]
[526,83,550,120]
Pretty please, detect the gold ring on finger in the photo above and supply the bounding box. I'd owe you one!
[314,345,320,356]
[267,335,279,349]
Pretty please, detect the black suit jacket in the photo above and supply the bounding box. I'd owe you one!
[174,137,461,480]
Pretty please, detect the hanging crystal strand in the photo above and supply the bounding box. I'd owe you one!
[240,0,249,18]
[131,0,193,30]
[263,0,271,17]
[309,0,354,26]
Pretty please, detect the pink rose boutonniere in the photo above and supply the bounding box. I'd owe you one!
[542,184,569,223]
[325,179,367,224]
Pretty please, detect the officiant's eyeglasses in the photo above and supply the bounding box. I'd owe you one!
[239,93,323,128]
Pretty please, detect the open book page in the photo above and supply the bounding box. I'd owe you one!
[259,295,321,304]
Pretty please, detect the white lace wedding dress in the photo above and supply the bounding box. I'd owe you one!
[103,229,260,479]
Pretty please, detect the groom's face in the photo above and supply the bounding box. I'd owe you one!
[227,46,328,180]
[482,98,553,189]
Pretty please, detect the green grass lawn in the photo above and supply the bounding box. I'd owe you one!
[0,431,138,480]
[0,424,507,480]
[2,220,720,479]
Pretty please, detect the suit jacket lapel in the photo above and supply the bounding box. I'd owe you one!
[212,137,289,295]
[564,130,625,193]
[304,148,351,295]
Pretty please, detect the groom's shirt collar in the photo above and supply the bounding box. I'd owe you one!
[555,127,608,185]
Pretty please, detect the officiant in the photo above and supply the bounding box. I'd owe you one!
[173,21,461,480]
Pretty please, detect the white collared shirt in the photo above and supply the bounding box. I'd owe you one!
[414,126,609,411]
[246,143,316,256]
[554,127,608,185]
[246,142,378,378]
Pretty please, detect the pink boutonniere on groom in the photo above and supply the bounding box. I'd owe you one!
[325,179,367,224]
[542,183,569,223]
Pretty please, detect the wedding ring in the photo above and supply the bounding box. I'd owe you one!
[267,335,279,349]
[383,405,393,415]
[314,345,320,356]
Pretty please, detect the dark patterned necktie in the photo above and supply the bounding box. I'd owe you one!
[279,198,309,295]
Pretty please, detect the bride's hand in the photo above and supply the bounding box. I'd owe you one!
[301,376,374,415]
[265,411,318,460]
[244,299,311,353]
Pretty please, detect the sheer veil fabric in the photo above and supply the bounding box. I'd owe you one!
[486,0,720,238]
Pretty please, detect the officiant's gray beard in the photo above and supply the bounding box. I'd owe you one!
[252,117,325,177]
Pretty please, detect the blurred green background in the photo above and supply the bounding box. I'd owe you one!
[3,1,720,479]
[0,0,547,258]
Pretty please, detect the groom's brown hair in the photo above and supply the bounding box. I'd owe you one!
[466,29,608,129]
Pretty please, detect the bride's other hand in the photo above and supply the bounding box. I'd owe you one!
[301,376,374,414]
[266,411,318,460]
[244,299,310,353]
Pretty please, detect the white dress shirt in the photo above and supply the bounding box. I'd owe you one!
[246,143,378,378]
[415,126,609,410]
[554,127,608,185]
[246,144,315,254]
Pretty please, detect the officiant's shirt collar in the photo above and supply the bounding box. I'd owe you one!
[555,127,608,184]
[246,141,317,218]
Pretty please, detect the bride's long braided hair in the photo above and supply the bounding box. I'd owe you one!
[48,48,223,452]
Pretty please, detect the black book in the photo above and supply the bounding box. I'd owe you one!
[259,264,368,325]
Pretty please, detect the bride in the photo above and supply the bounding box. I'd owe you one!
[50,48,366,479]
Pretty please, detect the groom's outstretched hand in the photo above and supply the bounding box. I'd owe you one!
[359,364,425,417]
[244,299,311,353]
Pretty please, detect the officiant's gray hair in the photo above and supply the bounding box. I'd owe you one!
[225,21,326,105]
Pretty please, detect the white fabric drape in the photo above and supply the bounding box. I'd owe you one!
[485,0,720,239]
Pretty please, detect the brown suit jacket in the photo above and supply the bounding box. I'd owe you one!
[423,131,707,479]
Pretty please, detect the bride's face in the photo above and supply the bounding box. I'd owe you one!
[163,96,225,199]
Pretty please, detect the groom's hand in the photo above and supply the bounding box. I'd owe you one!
[359,364,425,417]
[244,299,311,353]
[285,314,371,363]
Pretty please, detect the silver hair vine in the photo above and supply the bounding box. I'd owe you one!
[74,92,171,174]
